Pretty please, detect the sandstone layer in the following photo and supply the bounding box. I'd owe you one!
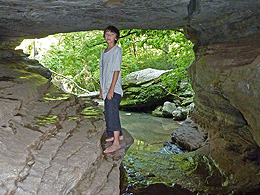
[0,50,133,194]
[187,36,260,192]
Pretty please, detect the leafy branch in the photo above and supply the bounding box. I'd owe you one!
[49,69,91,93]
[87,29,137,48]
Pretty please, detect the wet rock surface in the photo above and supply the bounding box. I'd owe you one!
[188,37,260,193]
[0,50,133,194]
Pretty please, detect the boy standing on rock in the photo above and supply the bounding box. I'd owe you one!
[99,26,124,153]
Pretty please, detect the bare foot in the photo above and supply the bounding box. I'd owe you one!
[105,135,124,142]
[103,144,122,154]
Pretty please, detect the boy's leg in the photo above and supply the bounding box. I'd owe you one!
[103,130,121,153]
[105,135,124,142]
[104,97,115,138]
[104,93,122,137]
[104,93,122,153]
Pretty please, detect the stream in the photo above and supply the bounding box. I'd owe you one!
[95,99,195,194]
[119,111,195,195]
[120,111,180,153]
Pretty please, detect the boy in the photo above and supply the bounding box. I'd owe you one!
[99,26,124,154]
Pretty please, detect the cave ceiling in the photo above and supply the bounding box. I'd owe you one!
[0,0,260,45]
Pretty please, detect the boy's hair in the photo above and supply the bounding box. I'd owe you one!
[103,26,120,43]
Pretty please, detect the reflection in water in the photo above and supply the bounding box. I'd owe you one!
[129,139,159,152]
[120,111,180,152]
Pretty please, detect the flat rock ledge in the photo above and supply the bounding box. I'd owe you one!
[0,52,133,194]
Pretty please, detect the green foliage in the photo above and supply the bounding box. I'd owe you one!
[138,85,166,103]
[119,29,194,71]
[40,31,105,93]
[160,67,191,94]
[119,29,194,94]
[21,29,194,94]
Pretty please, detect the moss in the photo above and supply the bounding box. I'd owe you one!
[42,92,72,101]
[123,150,198,189]
[120,83,171,111]
[141,80,156,87]
[123,149,230,193]
[136,85,166,104]
[123,98,142,105]
[68,116,80,121]
[151,106,163,117]
[35,115,58,126]
[80,106,103,119]
[125,87,142,93]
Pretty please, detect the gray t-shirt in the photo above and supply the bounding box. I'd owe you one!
[99,45,123,100]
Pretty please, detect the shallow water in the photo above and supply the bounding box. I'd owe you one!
[120,111,180,152]
[95,97,180,151]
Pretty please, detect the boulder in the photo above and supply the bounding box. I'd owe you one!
[152,102,193,120]
[152,106,163,117]
[171,118,207,151]
[162,101,177,118]
[172,109,185,121]
[120,68,175,111]
[123,68,171,87]
[172,106,192,121]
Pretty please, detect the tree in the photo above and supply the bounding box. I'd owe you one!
[18,29,194,95]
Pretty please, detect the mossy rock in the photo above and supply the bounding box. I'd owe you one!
[124,87,142,93]
[120,84,173,111]
[123,150,229,193]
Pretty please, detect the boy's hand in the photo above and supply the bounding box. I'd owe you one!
[99,88,103,99]
[106,71,118,100]
[106,90,114,100]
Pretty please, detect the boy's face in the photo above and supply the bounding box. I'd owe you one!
[104,31,117,45]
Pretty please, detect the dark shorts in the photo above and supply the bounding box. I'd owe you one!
[104,93,122,137]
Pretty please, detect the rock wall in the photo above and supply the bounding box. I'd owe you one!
[0,49,133,194]
[187,34,260,192]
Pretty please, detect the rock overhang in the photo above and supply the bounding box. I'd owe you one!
[1,0,260,46]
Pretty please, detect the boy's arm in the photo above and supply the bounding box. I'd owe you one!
[99,52,103,99]
[99,87,103,99]
[106,71,120,100]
